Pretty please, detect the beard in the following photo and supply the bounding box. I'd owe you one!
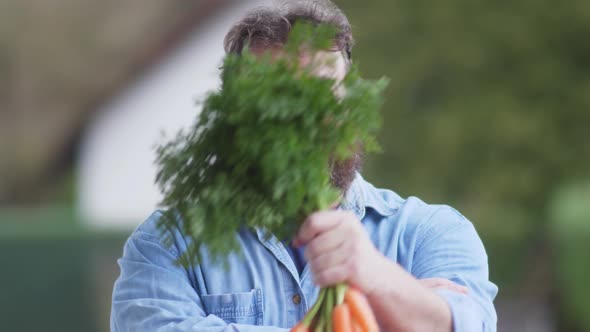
[330,147,364,192]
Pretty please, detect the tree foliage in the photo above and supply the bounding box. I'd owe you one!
[334,0,589,328]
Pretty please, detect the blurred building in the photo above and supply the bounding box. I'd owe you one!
[78,0,269,230]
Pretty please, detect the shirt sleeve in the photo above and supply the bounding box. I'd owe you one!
[411,206,498,332]
[110,228,288,332]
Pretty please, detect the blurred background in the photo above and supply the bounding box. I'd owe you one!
[0,0,588,331]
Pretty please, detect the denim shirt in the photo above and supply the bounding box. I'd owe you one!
[111,174,498,331]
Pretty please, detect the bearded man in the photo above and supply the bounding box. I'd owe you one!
[110,1,498,331]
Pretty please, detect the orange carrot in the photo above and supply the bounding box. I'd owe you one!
[344,288,379,332]
[351,319,363,332]
[290,322,309,332]
[332,303,353,332]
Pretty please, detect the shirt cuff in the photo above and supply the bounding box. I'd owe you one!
[435,289,482,332]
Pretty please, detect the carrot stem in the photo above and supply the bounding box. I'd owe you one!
[324,287,334,332]
[303,288,327,327]
[335,283,347,305]
[315,315,325,332]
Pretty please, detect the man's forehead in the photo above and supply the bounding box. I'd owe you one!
[250,46,348,82]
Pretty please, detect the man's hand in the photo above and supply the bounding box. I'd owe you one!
[294,210,384,295]
[294,209,457,332]
[294,210,468,296]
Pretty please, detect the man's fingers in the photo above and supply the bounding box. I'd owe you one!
[304,226,347,259]
[295,210,350,246]
[308,242,349,272]
[419,278,449,288]
[419,278,469,295]
[312,263,349,287]
[420,277,454,288]
[439,282,469,294]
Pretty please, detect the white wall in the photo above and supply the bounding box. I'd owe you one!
[78,0,271,230]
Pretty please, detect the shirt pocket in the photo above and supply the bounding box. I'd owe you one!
[200,288,264,325]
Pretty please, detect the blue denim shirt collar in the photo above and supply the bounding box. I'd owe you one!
[255,172,399,244]
[253,172,395,284]
[340,172,399,219]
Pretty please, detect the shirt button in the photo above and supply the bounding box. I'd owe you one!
[292,294,301,305]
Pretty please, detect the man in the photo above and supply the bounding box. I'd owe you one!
[110,1,498,331]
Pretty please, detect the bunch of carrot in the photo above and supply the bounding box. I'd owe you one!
[291,284,379,332]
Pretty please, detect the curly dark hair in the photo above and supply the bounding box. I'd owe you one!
[224,0,354,64]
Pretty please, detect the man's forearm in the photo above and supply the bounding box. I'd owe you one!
[366,255,453,332]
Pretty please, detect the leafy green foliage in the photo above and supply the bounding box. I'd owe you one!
[333,0,589,328]
[549,181,590,330]
[155,23,388,265]
[334,0,590,286]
